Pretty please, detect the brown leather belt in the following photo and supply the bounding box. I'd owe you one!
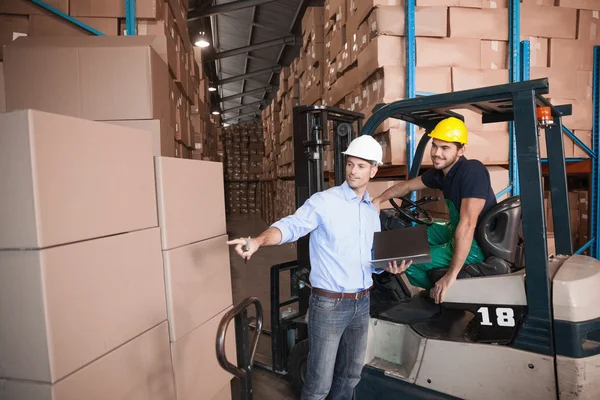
[312,287,372,300]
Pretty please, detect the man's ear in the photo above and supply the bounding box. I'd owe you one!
[458,145,467,157]
[370,166,378,179]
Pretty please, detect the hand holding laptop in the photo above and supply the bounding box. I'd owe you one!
[383,259,413,274]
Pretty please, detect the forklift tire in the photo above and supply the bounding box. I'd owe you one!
[288,339,309,395]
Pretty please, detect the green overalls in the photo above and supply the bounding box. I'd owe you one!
[404,199,486,289]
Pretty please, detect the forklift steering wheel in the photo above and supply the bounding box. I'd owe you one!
[389,197,435,226]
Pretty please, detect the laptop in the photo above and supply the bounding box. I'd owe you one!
[370,225,432,270]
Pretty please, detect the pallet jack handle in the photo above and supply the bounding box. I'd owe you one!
[216,297,263,400]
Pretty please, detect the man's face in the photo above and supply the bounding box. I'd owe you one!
[346,156,378,190]
[430,138,465,171]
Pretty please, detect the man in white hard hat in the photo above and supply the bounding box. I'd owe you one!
[228,135,411,400]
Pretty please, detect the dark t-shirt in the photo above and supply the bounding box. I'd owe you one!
[421,156,496,225]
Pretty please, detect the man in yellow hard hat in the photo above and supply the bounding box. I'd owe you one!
[373,117,497,304]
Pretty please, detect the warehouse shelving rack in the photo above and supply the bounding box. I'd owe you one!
[28,0,137,35]
[403,0,600,257]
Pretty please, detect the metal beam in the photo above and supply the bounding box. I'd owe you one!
[188,0,282,20]
[218,65,282,85]
[223,100,264,113]
[207,35,297,60]
[220,86,275,102]
[237,5,258,116]
[263,0,305,100]
[222,110,261,122]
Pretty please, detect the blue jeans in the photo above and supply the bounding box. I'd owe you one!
[301,291,370,400]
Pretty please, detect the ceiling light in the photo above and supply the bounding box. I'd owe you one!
[212,110,221,115]
[208,85,217,92]
[194,31,210,48]
[223,123,231,127]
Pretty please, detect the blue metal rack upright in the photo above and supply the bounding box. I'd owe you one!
[590,46,600,258]
[509,0,521,196]
[406,0,416,202]
[29,0,137,35]
[405,0,600,257]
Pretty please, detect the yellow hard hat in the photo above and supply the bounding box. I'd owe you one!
[428,117,469,144]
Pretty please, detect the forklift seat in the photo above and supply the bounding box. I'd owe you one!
[428,196,522,284]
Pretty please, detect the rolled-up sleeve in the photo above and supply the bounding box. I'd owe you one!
[271,193,323,244]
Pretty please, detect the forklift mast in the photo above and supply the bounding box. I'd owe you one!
[291,106,365,272]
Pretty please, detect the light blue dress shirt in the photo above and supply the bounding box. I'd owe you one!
[271,181,382,293]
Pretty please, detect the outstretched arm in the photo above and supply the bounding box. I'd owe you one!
[227,193,323,260]
[227,227,282,260]
[373,176,428,210]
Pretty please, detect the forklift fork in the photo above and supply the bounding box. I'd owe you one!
[216,297,263,400]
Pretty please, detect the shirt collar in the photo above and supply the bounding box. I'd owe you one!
[341,181,372,203]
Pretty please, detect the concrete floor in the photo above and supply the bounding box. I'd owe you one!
[226,214,298,400]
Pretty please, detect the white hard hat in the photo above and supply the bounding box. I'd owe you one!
[342,135,383,166]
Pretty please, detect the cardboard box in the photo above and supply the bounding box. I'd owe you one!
[367,180,404,209]
[330,21,345,59]
[347,0,402,35]
[549,38,600,71]
[0,62,5,113]
[520,36,548,68]
[449,7,508,40]
[417,37,481,68]
[120,19,179,78]
[468,131,510,164]
[357,36,404,83]
[530,67,579,100]
[4,35,171,123]
[154,157,226,250]
[302,6,325,34]
[0,228,167,383]
[162,234,233,342]
[0,322,176,400]
[481,40,508,70]
[451,68,509,91]
[577,70,593,101]
[70,0,164,19]
[0,0,68,15]
[521,0,553,5]
[368,6,447,39]
[30,15,119,36]
[106,119,176,157]
[211,383,233,400]
[171,308,236,400]
[0,15,29,60]
[0,110,158,250]
[487,166,510,200]
[549,98,593,130]
[578,10,600,40]
[557,0,600,10]
[363,66,452,108]
[521,5,577,39]
[574,130,592,158]
[416,0,481,6]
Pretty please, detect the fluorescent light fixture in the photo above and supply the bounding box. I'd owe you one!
[212,110,221,115]
[223,123,231,127]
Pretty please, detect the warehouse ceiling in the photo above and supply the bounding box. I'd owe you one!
[188,0,320,125]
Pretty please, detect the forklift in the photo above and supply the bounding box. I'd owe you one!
[220,78,600,399]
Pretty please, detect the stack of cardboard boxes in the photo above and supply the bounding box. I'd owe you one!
[0,110,234,399]
[0,0,220,161]
[258,1,596,249]
[223,123,265,216]
[155,156,235,400]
